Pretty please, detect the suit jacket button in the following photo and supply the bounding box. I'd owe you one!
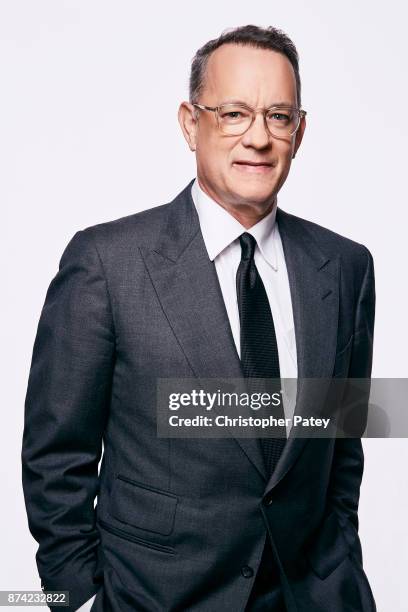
[241,565,254,578]
[263,496,273,506]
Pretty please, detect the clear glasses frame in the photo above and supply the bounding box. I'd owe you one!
[192,102,307,138]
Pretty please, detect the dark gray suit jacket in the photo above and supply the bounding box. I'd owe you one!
[22,179,376,612]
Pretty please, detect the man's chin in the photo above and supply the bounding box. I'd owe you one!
[227,182,277,207]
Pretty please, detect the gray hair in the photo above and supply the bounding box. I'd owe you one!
[189,24,302,108]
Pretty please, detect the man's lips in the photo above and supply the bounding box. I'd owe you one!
[233,160,273,166]
[232,160,274,173]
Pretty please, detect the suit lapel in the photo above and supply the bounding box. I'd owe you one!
[141,182,340,489]
[263,209,340,493]
[141,180,267,479]
[277,209,340,381]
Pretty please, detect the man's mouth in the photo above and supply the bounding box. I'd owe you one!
[232,160,274,173]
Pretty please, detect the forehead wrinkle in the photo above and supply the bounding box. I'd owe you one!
[219,99,297,109]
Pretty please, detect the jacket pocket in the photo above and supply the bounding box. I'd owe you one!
[98,518,176,554]
[307,511,350,579]
[109,474,178,536]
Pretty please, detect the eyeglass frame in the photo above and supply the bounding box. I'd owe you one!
[192,102,307,138]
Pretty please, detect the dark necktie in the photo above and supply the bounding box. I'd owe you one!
[236,232,286,475]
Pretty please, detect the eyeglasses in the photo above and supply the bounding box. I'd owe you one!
[193,102,307,138]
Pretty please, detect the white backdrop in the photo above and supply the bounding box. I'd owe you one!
[1,1,407,610]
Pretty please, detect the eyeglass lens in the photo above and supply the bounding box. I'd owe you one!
[217,104,300,137]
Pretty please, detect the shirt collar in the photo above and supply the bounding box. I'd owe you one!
[191,177,278,270]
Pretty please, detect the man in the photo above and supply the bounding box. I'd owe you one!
[22,25,376,611]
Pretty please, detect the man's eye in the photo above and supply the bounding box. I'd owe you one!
[225,112,242,119]
[270,112,290,121]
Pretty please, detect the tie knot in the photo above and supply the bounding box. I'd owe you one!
[239,232,257,261]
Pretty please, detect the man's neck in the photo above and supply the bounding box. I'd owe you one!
[196,177,276,229]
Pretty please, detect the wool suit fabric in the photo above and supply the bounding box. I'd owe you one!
[22,179,376,612]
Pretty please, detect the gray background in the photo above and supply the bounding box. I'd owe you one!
[1,1,407,610]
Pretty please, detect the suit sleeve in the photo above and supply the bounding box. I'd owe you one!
[327,247,375,560]
[21,229,115,611]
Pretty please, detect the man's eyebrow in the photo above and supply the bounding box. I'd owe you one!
[219,99,297,107]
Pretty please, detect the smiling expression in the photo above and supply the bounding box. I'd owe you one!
[179,43,306,226]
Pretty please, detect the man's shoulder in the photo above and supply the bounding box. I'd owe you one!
[57,199,177,271]
[80,199,173,249]
[76,180,195,253]
[278,208,373,264]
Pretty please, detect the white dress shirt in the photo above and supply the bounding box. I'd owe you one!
[76,177,298,612]
[191,177,297,378]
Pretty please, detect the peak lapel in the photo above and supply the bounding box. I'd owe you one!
[264,209,340,494]
[141,181,267,479]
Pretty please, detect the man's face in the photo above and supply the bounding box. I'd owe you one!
[179,43,305,221]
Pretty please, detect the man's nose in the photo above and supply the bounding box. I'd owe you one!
[241,112,271,149]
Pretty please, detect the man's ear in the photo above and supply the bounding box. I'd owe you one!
[292,115,306,159]
[178,102,198,152]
